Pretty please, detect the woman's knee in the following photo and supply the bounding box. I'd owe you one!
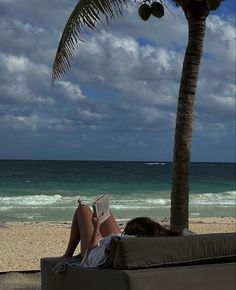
[76,204,92,217]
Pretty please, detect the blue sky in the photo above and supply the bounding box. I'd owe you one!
[0,0,235,162]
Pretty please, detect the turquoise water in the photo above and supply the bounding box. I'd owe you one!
[0,160,235,221]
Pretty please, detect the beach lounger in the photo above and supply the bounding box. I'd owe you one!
[41,232,236,290]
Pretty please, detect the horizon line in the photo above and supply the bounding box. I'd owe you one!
[0,158,235,164]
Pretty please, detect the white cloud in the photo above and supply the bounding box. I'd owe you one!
[1,54,30,72]
[206,15,235,62]
[79,109,106,122]
[57,81,86,101]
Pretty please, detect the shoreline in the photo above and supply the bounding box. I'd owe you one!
[0,217,235,272]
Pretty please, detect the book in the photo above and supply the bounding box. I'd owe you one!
[92,194,110,224]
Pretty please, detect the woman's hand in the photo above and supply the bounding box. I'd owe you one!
[92,213,104,229]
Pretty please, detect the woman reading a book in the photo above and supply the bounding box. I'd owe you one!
[59,201,180,269]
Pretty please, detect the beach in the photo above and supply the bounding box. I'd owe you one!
[0,161,235,273]
[0,217,235,272]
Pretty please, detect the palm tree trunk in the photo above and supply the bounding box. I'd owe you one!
[170,7,209,231]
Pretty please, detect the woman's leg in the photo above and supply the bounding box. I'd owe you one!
[99,211,122,237]
[63,211,81,258]
[63,205,121,258]
[76,204,100,257]
[63,204,101,258]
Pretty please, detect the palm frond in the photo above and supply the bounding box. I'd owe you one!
[52,0,128,84]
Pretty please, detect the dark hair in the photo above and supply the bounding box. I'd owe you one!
[123,217,181,237]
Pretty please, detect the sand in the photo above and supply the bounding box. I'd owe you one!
[0,217,235,272]
[0,272,40,290]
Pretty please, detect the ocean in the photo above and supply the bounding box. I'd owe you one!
[0,160,235,222]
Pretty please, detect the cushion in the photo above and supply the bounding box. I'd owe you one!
[104,233,236,270]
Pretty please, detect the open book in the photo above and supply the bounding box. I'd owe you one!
[92,195,110,224]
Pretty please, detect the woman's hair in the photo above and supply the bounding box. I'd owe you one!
[122,217,181,237]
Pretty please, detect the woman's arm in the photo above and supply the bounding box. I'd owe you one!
[87,214,103,254]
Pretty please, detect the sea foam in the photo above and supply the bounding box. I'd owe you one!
[0,194,62,208]
[190,191,236,206]
[145,163,166,165]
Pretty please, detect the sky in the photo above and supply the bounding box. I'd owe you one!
[0,0,235,162]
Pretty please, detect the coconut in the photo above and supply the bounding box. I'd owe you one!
[138,3,151,21]
[151,2,164,18]
[207,0,221,11]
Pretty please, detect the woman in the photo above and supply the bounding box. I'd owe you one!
[60,203,181,268]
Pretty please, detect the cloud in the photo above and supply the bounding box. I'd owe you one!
[57,81,86,101]
[0,0,235,160]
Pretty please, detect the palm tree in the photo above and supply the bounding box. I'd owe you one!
[52,0,223,231]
